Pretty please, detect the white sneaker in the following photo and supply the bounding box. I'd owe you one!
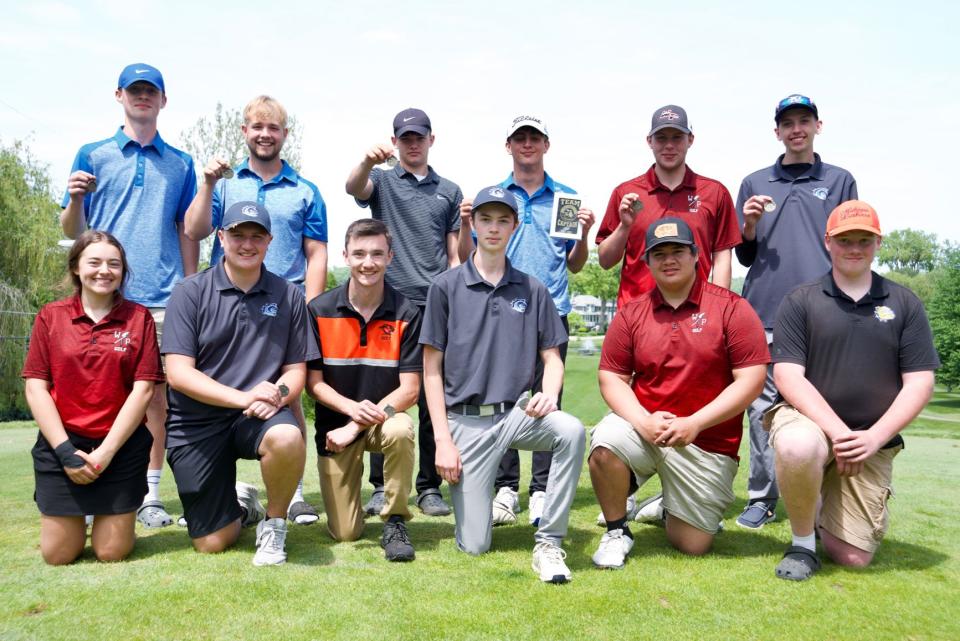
[253,517,288,566]
[634,493,665,523]
[532,541,572,583]
[492,487,519,526]
[528,490,546,526]
[236,482,266,528]
[592,529,634,569]
[596,495,639,526]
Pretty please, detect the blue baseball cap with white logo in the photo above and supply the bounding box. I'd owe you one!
[118,63,165,93]
[775,94,818,122]
[221,201,272,233]
[472,186,519,218]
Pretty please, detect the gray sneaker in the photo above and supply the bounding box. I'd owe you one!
[364,489,386,517]
[253,517,288,566]
[236,482,266,527]
[417,489,452,516]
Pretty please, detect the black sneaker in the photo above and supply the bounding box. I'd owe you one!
[381,521,415,562]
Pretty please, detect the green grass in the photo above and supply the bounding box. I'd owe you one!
[2,356,959,641]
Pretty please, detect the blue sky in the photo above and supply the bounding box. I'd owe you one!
[2,0,958,273]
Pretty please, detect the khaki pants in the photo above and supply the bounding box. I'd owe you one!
[318,414,415,541]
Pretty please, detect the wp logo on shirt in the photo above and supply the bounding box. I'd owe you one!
[114,330,131,352]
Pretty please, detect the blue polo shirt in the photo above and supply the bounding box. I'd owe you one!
[210,159,328,286]
[500,173,577,316]
[62,127,197,308]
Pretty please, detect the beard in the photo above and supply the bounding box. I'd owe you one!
[247,141,281,163]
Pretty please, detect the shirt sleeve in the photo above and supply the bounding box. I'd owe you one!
[61,148,92,212]
[418,280,449,352]
[447,185,464,234]
[175,154,198,222]
[536,283,567,350]
[211,181,226,229]
[133,310,165,382]
[734,179,757,267]
[712,183,742,252]
[725,298,771,368]
[598,304,634,375]
[284,288,318,365]
[898,292,941,373]
[771,290,809,366]
[355,168,382,209]
[398,303,423,373]
[594,187,622,245]
[160,281,200,357]
[21,307,53,380]
[303,185,328,242]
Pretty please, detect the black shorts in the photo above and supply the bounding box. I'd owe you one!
[33,425,152,517]
[166,409,295,539]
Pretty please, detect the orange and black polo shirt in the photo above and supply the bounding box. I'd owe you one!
[307,282,422,454]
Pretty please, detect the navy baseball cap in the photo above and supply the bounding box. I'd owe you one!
[644,217,696,257]
[472,186,518,218]
[221,201,272,234]
[118,63,165,93]
[775,94,818,122]
[649,105,691,135]
[393,108,431,137]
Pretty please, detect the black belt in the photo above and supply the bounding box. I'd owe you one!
[448,402,514,417]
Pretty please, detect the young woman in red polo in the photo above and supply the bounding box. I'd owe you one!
[22,230,164,564]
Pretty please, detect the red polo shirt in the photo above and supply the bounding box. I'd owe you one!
[599,278,769,460]
[21,296,164,439]
[596,165,741,308]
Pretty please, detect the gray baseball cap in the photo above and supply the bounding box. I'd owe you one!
[472,186,518,218]
[221,201,272,233]
[644,216,696,257]
[649,105,691,135]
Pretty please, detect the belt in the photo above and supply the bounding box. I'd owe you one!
[448,401,514,417]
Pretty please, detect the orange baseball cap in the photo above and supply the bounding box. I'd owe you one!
[826,200,881,236]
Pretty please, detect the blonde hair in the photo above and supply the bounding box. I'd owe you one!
[243,95,288,128]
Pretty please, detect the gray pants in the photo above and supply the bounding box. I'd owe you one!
[447,407,585,555]
[746,335,779,504]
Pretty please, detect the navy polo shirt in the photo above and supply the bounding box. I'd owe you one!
[420,254,567,406]
[735,153,858,329]
[773,272,940,447]
[162,260,319,446]
[356,165,463,305]
[62,128,197,307]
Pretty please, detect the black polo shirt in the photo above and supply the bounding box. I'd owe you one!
[772,272,940,447]
[420,254,567,407]
[163,260,318,446]
[307,282,422,455]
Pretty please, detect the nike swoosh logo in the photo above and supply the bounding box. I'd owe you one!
[436,194,448,201]
[403,117,415,122]
[135,69,151,74]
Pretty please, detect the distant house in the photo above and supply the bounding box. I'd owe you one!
[571,294,616,331]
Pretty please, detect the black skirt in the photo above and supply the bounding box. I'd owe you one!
[33,425,152,516]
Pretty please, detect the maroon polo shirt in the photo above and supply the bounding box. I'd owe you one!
[596,165,741,308]
[599,278,769,460]
[22,296,164,439]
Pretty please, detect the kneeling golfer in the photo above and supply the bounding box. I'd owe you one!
[420,186,586,583]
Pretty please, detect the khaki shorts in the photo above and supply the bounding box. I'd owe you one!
[766,404,901,553]
[590,413,737,533]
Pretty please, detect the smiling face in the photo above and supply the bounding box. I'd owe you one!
[74,240,124,299]
[506,127,550,170]
[242,108,288,162]
[775,107,821,159]
[115,81,166,124]
[647,128,693,172]
[825,230,880,280]
[473,204,518,252]
[218,223,272,272]
[344,233,392,289]
[646,242,698,292]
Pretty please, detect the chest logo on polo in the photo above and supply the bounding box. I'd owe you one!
[689,312,707,333]
[510,298,528,313]
[379,324,395,341]
[874,306,895,322]
[688,194,701,213]
[260,303,279,317]
[811,187,829,200]
[113,330,131,352]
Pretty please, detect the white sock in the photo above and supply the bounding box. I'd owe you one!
[145,469,162,503]
[792,532,816,553]
[290,478,305,506]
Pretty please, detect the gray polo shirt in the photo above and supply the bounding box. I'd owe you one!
[419,254,566,406]
[735,153,857,329]
[357,165,463,305]
[162,260,319,446]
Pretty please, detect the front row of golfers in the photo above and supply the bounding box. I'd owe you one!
[24,193,938,583]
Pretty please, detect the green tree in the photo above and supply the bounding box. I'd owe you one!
[566,311,587,336]
[883,270,938,307]
[877,229,940,276]
[928,245,960,391]
[0,140,65,417]
[570,250,620,331]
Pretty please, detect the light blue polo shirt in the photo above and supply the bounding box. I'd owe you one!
[500,172,577,316]
[62,127,197,307]
[211,159,327,286]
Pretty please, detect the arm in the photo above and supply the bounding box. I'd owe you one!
[597,194,639,269]
[773,362,851,441]
[446,232,462,268]
[178,222,199,276]
[165,353,283,410]
[24,378,99,484]
[87,380,156,472]
[658,364,767,447]
[566,207,596,274]
[60,176,92,238]
[303,239,328,303]
[525,347,563,417]
[183,159,231,241]
[345,143,393,200]
[456,198,475,264]
[597,369,672,444]
[424,345,461,483]
[709,248,732,289]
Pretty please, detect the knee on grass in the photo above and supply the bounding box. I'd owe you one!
[42,543,84,566]
[93,538,134,562]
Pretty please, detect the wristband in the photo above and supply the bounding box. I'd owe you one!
[54,441,86,469]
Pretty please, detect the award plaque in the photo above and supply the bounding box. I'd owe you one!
[550,192,582,240]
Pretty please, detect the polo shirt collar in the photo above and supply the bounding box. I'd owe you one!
[649,275,705,311]
[395,163,439,185]
[212,258,270,294]
[236,158,299,186]
[645,164,696,193]
[68,294,132,323]
[461,252,524,288]
[113,126,166,155]
[820,270,888,303]
[501,172,557,199]
[334,281,399,319]
[770,153,824,183]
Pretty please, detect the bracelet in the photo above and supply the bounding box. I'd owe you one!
[54,441,86,469]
